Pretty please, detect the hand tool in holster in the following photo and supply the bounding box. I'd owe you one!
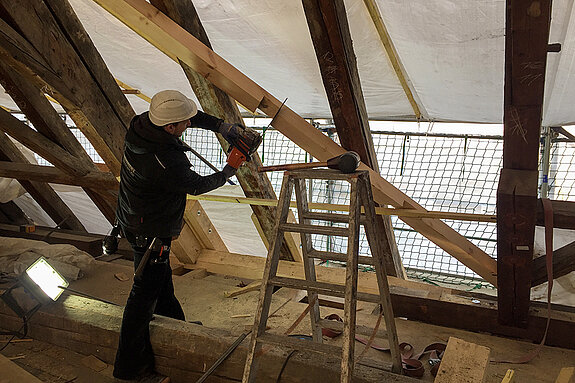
[226,127,262,169]
[134,237,162,279]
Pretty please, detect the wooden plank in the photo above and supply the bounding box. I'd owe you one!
[555,367,575,383]
[148,0,297,261]
[499,0,552,327]
[362,0,424,119]
[183,200,227,252]
[0,132,86,232]
[501,370,515,383]
[302,0,404,279]
[189,194,497,222]
[0,161,118,190]
[171,222,202,264]
[434,337,490,383]
[190,249,575,350]
[0,353,44,383]
[93,0,498,285]
[0,201,32,225]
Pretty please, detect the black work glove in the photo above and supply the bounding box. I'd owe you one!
[218,122,245,143]
[222,164,237,179]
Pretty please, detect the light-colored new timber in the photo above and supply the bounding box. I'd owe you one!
[434,337,490,383]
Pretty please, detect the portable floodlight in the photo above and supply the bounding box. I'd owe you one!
[0,257,68,338]
[20,256,69,304]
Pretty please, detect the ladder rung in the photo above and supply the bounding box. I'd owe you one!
[308,249,375,266]
[303,211,367,225]
[303,211,350,223]
[271,276,381,304]
[287,169,362,181]
[318,319,389,338]
[257,333,341,355]
[280,223,349,237]
[270,276,345,296]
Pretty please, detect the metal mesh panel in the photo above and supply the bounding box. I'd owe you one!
[21,112,575,288]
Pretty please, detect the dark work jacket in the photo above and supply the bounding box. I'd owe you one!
[116,111,226,238]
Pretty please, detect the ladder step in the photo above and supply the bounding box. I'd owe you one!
[270,276,381,304]
[308,249,375,266]
[303,211,350,223]
[318,319,389,338]
[303,211,367,225]
[270,276,345,296]
[279,223,349,236]
[287,169,360,181]
[257,333,341,355]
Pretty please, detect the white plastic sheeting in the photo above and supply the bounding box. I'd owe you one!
[1,0,574,125]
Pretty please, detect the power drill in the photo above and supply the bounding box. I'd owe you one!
[226,127,262,169]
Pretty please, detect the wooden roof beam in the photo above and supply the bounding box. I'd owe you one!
[498,0,553,327]
[0,132,86,232]
[302,0,404,277]
[0,161,118,189]
[362,0,426,120]
[92,0,497,285]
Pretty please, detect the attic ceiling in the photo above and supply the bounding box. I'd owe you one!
[1,0,575,125]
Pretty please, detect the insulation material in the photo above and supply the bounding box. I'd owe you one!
[0,237,95,281]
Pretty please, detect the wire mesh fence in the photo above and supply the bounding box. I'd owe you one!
[25,115,575,287]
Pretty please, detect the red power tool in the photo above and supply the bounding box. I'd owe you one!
[226,127,262,169]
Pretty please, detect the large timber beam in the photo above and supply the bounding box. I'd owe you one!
[531,240,575,286]
[498,0,552,327]
[148,0,298,262]
[0,161,118,190]
[0,0,132,176]
[0,132,86,231]
[92,0,497,285]
[302,0,404,277]
[0,58,118,222]
[536,199,575,230]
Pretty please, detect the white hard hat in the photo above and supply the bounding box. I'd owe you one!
[149,90,198,126]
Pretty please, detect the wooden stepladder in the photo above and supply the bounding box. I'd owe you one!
[242,169,402,382]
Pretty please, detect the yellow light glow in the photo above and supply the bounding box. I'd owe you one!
[25,257,69,301]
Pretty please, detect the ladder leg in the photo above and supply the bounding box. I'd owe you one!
[359,174,402,374]
[242,174,295,383]
[294,177,322,342]
[341,177,361,383]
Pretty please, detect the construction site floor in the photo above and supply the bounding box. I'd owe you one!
[2,258,574,382]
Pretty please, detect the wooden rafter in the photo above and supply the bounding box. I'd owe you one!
[302,0,404,277]
[362,0,425,120]
[498,0,552,327]
[0,161,118,189]
[0,0,133,176]
[0,58,118,222]
[91,0,497,285]
[0,132,86,231]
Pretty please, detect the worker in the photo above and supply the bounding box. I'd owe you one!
[113,90,244,381]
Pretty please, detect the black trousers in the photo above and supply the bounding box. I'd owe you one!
[113,234,185,379]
